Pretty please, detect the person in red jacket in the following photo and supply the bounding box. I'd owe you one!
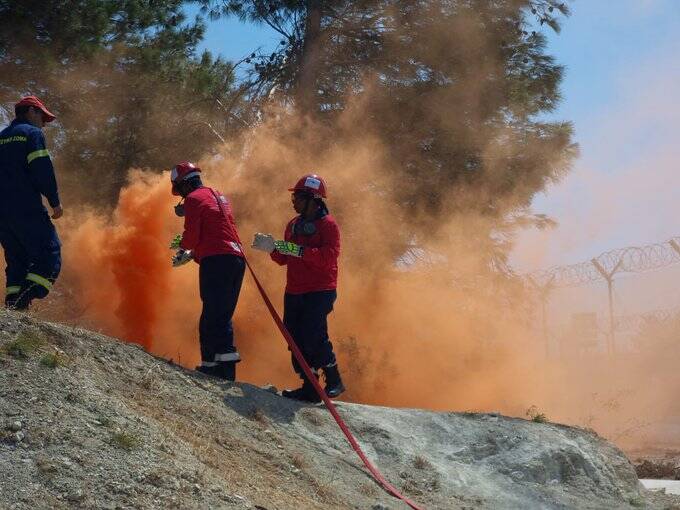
[170,161,244,381]
[252,174,345,402]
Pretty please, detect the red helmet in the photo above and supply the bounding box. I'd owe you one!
[15,95,56,123]
[288,174,327,198]
[171,161,201,195]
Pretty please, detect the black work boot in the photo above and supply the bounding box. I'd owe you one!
[215,361,236,381]
[196,364,218,377]
[7,287,33,311]
[282,372,321,403]
[5,294,19,310]
[322,364,345,398]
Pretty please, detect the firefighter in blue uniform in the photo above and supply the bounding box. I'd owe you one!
[0,96,63,310]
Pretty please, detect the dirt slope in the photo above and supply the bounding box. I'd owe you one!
[1,310,678,510]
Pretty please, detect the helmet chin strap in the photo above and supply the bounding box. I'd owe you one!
[174,198,185,217]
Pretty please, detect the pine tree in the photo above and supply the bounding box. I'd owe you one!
[0,0,238,204]
[199,0,577,267]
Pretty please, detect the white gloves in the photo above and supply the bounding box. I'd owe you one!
[172,249,193,267]
[251,233,275,253]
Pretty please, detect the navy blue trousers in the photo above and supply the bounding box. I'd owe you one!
[283,290,337,374]
[198,254,245,366]
[0,212,61,307]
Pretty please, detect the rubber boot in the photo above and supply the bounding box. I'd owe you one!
[282,371,321,403]
[322,364,345,398]
[215,361,236,381]
[10,293,32,311]
[5,294,19,310]
[196,364,218,377]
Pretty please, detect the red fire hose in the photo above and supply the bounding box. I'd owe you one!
[244,259,424,510]
[208,189,423,509]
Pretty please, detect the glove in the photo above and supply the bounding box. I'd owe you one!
[172,249,193,267]
[170,234,182,250]
[274,240,303,258]
[251,233,275,253]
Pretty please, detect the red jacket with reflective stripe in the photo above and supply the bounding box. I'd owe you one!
[270,214,340,294]
[179,187,243,263]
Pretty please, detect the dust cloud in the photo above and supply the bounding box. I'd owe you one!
[50,104,547,415]
[6,3,678,453]
[509,45,680,450]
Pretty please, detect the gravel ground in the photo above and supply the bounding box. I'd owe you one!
[2,309,680,509]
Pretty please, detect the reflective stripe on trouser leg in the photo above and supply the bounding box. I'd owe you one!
[26,272,53,291]
[215,352,240,362]
[200,361,218,367]
[5,286,21,296]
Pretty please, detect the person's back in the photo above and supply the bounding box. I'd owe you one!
[170,162,245,381]
[181,186,242,262]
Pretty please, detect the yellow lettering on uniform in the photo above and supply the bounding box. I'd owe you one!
[0,136,27,144]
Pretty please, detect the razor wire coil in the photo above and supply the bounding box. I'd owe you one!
[527,237,680,288]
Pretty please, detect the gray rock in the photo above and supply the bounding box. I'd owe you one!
[0,310,676,510]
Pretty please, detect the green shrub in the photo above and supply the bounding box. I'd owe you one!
[2,329,46,359]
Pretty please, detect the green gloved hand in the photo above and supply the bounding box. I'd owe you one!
[170,234,182,250]
[274,240,303,258]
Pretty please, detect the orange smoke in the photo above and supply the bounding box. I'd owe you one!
[107,174,174,349]
[49,108,547,412]
[19,100,679,454]
[62,172,191,352]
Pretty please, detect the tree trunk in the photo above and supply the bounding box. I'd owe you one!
[296,0,322,116]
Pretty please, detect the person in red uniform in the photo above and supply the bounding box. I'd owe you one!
[252,174,345,402]
[170,161,245,381]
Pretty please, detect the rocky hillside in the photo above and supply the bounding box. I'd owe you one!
[1,310,678,510]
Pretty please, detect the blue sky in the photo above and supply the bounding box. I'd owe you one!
[515,1,680,270]
[187,1,680,270]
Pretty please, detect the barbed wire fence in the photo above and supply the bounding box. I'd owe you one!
[524,236,680,356]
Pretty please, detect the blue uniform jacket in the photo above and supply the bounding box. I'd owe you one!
[0,119,60,218]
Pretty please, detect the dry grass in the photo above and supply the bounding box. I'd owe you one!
[2,329,46,358]
[311,478,336,501]
[301,409,323,426]
[111,430,140,450]
[35,456,59,476]
[139,366,163,391]
[40,351,68,368]
[358,482,379,497]
[401,478,423,496]
[291,453,308,470]
[526,405,548,424]
[414,455,432,470]
[249,408,268,425]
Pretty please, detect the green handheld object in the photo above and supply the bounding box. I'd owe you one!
[274,240,303,258]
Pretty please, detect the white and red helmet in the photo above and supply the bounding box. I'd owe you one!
[288,174,327,199]
[171,161,201,195]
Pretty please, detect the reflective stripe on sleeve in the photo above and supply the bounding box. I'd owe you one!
[5,286,21,296]
[215,352,241,362]
[27,149,50,164]
[26,273,52,290]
